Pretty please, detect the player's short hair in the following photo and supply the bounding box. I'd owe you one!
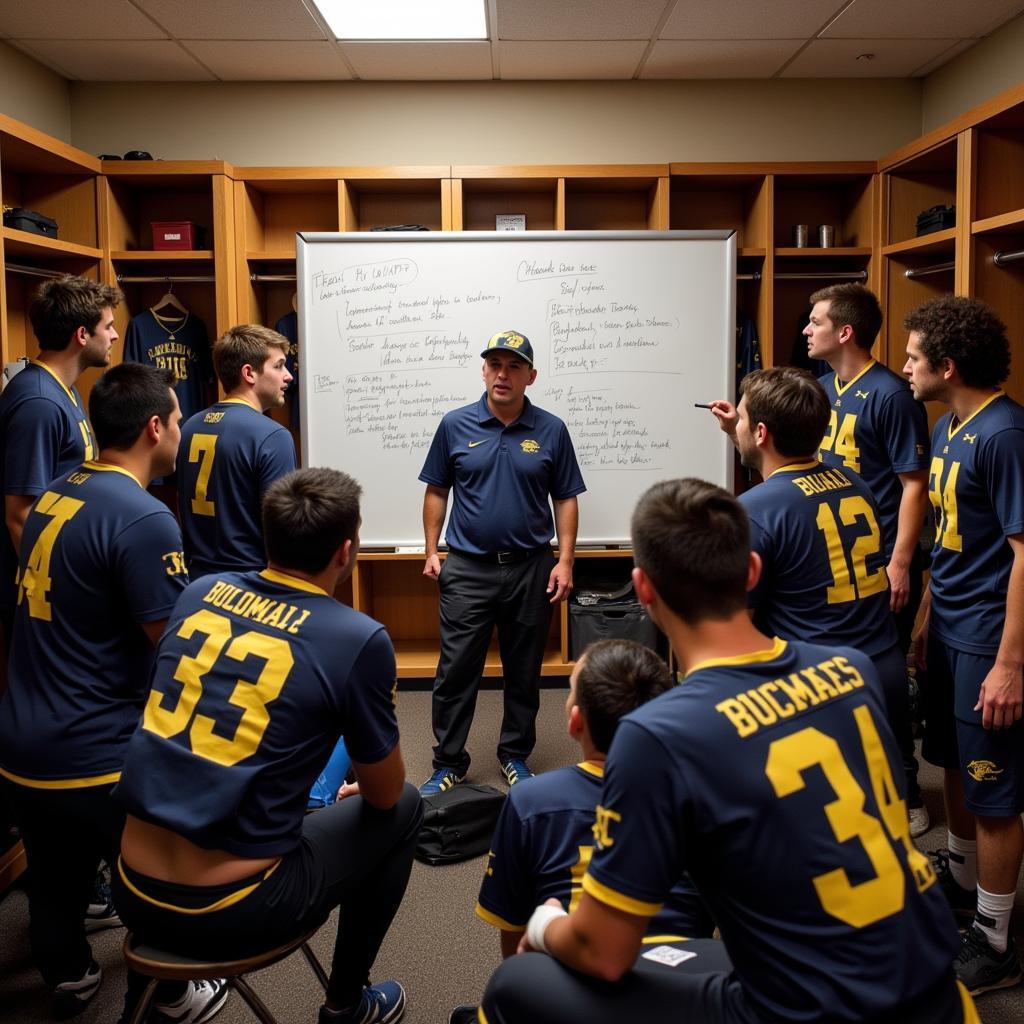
[632,478,750,626]
[213,324,289,391]
[29,275,122,351]
[740,366,830,458]
[904,295,1010,389]
[262,468,361,574]
[575,639,674,754]
[89,363,176,451]
[809,283,882,351]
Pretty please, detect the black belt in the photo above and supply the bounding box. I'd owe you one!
[448,545,550,566]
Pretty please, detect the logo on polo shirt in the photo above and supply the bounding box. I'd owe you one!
[468,440,488,448]
[520,439,540,454]
[967,759,1003,782]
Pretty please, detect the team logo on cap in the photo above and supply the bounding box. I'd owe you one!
[967,759,1003,782]
[520,439,540,454]
[501,332,526,349]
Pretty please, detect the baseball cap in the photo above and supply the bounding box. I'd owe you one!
[480,330,534,366]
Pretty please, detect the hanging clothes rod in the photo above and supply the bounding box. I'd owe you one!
[250,272,297,283]
[116,273,216,284]
[5,262,67,280]
[737,271,762,281]
[904,261,955,279]
[774,270,867,281]
[994,247,1024,268]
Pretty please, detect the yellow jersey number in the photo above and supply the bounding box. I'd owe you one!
[18,492,85,621]
[188,434,218,516]
[766,704,934,928]
[929,457,962,552]
[143,608,294,767]
[820,411,860,473]
[815,495,887,605]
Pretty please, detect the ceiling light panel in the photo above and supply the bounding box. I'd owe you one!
[315,0,487,39]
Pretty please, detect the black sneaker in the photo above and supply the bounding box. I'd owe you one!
[955,926,1023,996]
[448,1005,478,1024]
[929,849,977,925]
[52,961,102,1019]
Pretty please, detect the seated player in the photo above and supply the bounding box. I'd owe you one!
[482,478,976,1024]
[113,467,423,1024]
[450,638,713,1024]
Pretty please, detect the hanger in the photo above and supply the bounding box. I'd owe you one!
[151,280,188,317]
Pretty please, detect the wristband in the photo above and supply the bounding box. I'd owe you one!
[526,903,568,954]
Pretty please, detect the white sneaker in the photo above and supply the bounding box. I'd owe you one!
[53,960,102,1019]
[908,804,930,839]
[154,979,230,1024]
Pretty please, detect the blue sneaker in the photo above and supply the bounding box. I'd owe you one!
[500,759,534,786]
[419,768,464,796]
[320,981,406,1023]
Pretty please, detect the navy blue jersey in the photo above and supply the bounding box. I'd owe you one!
[0,462,187,787]
[177,399,297,577]
[419,394,585,555]
[928,392,1024,655]
[124,310,214,421]
[274,310,300,423]
[735,311,762,398]
[0,361,95,609]
[585,638,960,1022]
[819,361,929,559]
[477,761,711,938]
[114,569,400,858]
[740,461,897,656]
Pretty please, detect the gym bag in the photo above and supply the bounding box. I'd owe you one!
[415,784,505,865]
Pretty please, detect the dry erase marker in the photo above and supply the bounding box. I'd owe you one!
[694,402,714,409]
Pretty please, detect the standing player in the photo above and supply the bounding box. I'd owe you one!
[481,478,974,1024]
[904,296,1024,995]
[419,330,585,793]
[805,283,931,833]
[113,468,422,1024]
[177,324,295,578]
[0,364,209,1019]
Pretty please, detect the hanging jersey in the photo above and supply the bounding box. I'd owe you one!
[0,462,187,787]
[928,392,1024,655]
[740,461,896,657]
[819,361,929,559]
[585,638,960,1023]
[0,361,95,609]
[274,310,300,423]
[114,569,400,858]
[476,761,712,938]
[124,310,214,421]
[735,311,762,398]
[177,400,297,577]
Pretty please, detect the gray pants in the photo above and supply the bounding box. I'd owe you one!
[432,549,556,774]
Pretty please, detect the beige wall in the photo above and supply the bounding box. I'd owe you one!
[68,79,922,166]
[922,13,1024,133]
[0,41,71,140]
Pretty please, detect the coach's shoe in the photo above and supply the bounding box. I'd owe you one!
[319,980,406,1023]
[52,961,102,1019]
[448,1004,479,1024]
[908,803,930,839]
[153,979,229,1023]
[84,878,122,933]
[419,768,464,796]
[500,759,534,787]
[929,849,977,925]
[955,926,1023,996]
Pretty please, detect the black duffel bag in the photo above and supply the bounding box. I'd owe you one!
[415,783,505,865]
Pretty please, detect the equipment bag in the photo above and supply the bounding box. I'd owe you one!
[415,784,505,865]
[3,207,58,238]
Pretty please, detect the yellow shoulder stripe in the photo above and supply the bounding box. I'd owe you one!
[581,873,662,917]
[475,902,526,931]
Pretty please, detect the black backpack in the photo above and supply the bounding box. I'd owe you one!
[415,784,505,865]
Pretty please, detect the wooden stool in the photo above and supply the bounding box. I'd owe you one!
[123,928,329,1024]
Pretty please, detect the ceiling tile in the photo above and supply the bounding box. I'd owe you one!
[21,39,216,80]
[0,0,165,40]
[498,40,647,78]
[343,41,492,80]
[183,40,353,80]
[782,37,962,77]
[131,0,326,40]
[661,0,844,40]
[496,0,669,40]
[642,39,803,78]
[823,0,1024,39]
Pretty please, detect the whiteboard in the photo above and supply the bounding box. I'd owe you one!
[297,231,735,548]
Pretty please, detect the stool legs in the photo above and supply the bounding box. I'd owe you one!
[232,976,278,1024]
[300,941,329,991]
[125,977,159,1024]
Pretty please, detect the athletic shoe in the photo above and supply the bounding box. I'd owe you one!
[908,804,930,839]
[500,759,533,786]
[448,1004,479,1024]
[954,926,1023,996]
[153,979,230,1023]
[52,960,102,1019]
[929,848,977,925]
[319,981,406,1023]
[419,769,464,796]
[84,878,122,933]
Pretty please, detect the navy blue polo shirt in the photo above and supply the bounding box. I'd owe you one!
[419,394,585,555]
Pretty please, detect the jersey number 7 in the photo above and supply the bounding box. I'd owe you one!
[188,434,218,516]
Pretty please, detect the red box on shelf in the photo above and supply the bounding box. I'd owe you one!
[151,221,205,250]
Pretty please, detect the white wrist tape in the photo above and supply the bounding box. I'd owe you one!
[526,903,568,954]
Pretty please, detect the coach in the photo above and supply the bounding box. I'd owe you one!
[418,330,585,794]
